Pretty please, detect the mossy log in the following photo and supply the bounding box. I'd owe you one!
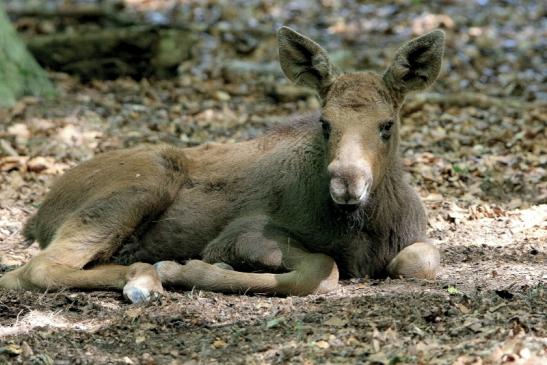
[24,26,196,80]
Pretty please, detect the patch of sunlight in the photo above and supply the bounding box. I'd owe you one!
[0,310,106,337]
[440,204,547,248]
[511,204,547,234]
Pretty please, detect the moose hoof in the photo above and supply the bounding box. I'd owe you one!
[123,269,164,304]
[123,280,163,303]
[123,285,157,304]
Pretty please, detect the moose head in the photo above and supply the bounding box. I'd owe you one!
[278,27,445,205]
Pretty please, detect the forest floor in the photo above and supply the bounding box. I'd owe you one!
[0,1,546,364]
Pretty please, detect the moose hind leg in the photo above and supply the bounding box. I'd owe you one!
[0,187,173,302]
[0,220,164,303]
[387,242,440,279]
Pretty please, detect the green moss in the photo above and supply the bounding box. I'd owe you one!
[0,5,56,107]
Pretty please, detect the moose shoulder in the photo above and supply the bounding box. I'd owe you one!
[0,27,444,303]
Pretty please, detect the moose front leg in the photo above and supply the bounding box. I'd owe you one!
[387,242,440,280]
[155,216,340,296]
[155,240,339,296]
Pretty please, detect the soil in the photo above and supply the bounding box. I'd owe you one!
[0,1,546,364]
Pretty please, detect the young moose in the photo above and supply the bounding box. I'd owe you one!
[0,27,444,303]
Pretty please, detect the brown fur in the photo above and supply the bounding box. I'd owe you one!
[0,27,445,302]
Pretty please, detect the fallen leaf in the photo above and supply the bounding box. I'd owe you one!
[452,355,483,365]
[454,303,471,314]
[315,340,330,349]
[7,123,30,144]
[125,307,144,320]
[266,318,282,329]
[324,316,347,327]
[367,351,389,364]
[27,157,52,173]
[0,343,21,356]
[21,341,33,358]
[212,339,227,349]
[0,156,27,172]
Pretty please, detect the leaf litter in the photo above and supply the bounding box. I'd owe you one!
[0,0,546,364]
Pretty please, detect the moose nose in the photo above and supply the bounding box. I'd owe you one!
[328,162,371,205]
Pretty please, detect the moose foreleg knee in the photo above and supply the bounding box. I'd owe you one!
[290,254,339,295]
[387,242,440,280]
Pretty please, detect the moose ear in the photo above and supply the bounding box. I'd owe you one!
[383,30,445,97]
[278,26,338,95]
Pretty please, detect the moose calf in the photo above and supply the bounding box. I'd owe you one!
[0,27,444,303]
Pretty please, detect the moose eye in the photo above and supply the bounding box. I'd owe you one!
[379,120,394,141]
[320,118,331,140]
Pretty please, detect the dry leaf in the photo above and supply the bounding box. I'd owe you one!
[315,340,330,349]
[324,316,347,327]
[20,342,33,358]
[27,157,52,173]
[212,339,227,349]
[0,343,22,356]
[455,303,471,314]
[125,307,143,320]
[7,123,30,144]
[452,355,483,365]
[0,156,28,172]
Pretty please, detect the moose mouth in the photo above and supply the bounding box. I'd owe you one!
[329,178,370,206]
[330,193,365,205]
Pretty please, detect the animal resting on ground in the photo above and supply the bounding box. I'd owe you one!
[0,27,445,303]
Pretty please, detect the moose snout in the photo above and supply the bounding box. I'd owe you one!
[327,162,372,205]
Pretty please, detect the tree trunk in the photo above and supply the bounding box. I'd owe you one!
[0,5,55,107]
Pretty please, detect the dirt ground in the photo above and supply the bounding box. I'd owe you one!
[1,0,546,364]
